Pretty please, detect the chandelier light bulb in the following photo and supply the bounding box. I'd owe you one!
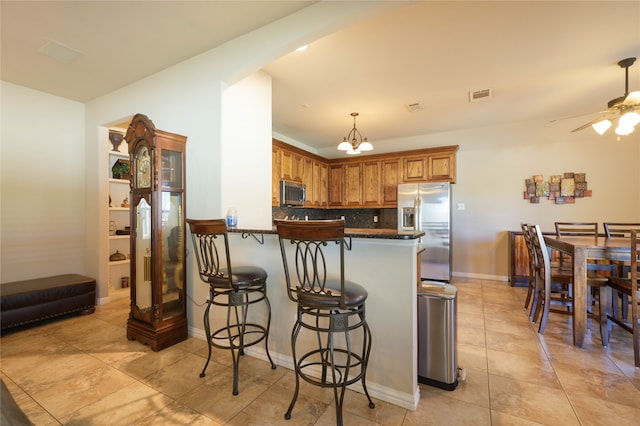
[337,139,351,151]
[359,140,373,151]
[591,119,612,135]
[619,111,640,127]
[614,124,634,136]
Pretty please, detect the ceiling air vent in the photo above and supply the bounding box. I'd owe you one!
[469,89,492,102]
[405,102,424,112]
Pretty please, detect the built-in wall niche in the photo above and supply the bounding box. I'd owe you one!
[523,172,591,204]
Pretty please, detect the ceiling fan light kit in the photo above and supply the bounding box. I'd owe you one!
[577,57,640,137]
[337,112,372,155]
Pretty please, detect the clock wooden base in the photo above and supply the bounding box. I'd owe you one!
[126,317,188,352]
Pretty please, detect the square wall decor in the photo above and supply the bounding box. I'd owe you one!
[523,172,591,204]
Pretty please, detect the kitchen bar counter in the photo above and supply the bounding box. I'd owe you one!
[229,226,425,240]
[187,225,423,411]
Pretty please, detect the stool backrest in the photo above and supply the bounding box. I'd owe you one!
[186,219,232,286]
[603,222,640,238]
[275,220,346,307]
[555,222,598,236]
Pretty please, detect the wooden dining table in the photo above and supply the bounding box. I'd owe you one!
[543,235,631,347]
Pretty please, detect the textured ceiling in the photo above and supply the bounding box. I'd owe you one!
[2,1,639,155]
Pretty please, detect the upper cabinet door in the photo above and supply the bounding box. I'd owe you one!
[428,152,455,182]
[381,159,400,205]
[362,160,381,206]
[328,164,344,206]
[402,155,428,182]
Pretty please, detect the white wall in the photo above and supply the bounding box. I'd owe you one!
[1,82,86,282]
[392,120,640,280]
[221,71,273,229]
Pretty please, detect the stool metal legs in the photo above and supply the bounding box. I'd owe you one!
[285,305,374,425]
[200,285,275,395]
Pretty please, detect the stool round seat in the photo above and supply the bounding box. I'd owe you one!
[297,279,368,308]
[206,266,268,288]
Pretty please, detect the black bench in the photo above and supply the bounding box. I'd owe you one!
[1,274,96,332]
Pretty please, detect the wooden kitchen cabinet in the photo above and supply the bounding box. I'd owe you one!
[344,163,363,206]
[362,160,381,206]
[280,150,304,182]
[381,159,400,205]
[402,155,428,182]
[428,151,455,182]
[303,157,314,206]
[272,139,458,208]
[328,164,344,206]
[319,162,328,207]
[309,160,327,207]
[273,140,326,207]
[280,149,293,181]
[272,145,281,206]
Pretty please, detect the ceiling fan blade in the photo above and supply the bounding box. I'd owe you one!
[570,114,617,132]
[622,91,640,106]
[549,110,609,123]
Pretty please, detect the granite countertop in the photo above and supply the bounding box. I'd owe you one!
[228,225,424,240]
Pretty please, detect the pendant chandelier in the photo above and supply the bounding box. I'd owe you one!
[337,112,373,155]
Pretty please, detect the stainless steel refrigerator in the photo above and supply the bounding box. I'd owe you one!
[397,182,452,282]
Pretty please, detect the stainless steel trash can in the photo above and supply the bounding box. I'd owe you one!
[417,280,459,390]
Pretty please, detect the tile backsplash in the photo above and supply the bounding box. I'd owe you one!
[272,207,397,229]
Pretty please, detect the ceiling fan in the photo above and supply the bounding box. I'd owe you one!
[570,57,640,136]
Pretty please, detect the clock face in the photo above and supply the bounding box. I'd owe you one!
[136,146,151,188]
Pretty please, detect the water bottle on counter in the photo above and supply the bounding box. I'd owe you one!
[226,208,237,228]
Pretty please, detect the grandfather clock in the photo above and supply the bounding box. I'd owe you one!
[125,114,188,351]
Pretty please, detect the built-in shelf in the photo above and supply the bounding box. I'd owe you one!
[109,178,129,184]
[108,139,131,296]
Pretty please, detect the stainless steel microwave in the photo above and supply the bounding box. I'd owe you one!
[280,180,306,206]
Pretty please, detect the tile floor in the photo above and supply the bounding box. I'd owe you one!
[1,278,639,425]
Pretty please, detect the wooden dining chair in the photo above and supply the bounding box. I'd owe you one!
[606,230,640,367]
[529,225,575,332]
[530,225,610,343]
[604,223,640,319]
[555,221,599,236]
[603,222,640,238]
[554,222,617,336]
[520,223,538,316]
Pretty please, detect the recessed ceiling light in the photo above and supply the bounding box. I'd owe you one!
[38,40,84,63]
[296,45,308,52]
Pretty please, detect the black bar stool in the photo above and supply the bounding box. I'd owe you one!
[275,219,375,425]
[187,219,275,395]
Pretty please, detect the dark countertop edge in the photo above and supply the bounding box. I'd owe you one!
[228,227,425,240]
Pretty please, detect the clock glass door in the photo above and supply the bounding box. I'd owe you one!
[135,197,152,312]
[161,190,184,319]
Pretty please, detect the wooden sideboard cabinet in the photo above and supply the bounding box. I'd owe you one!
[509,229,559,287]
[509,231,531,286]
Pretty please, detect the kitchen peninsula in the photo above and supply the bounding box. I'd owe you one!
[206,225,425,410]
